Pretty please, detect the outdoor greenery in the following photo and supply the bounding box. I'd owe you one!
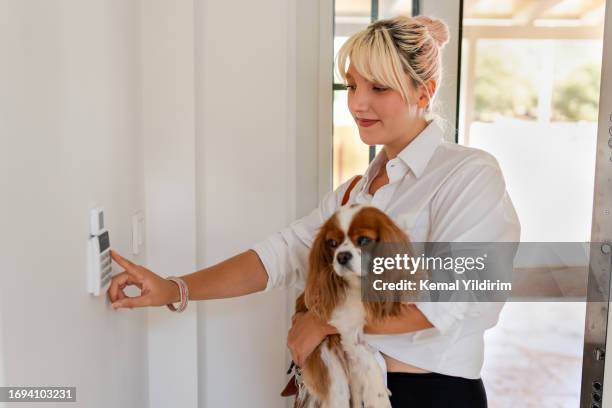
[474,40,601,123]
[552,63,600,122]
[474,41,538,122]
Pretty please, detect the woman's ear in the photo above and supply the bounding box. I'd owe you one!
[417,79,437,109]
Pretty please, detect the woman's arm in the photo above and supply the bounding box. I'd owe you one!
[315,303,433,337]
[288,304,433,365]
[178,250,268,302]
[108,249,267,309]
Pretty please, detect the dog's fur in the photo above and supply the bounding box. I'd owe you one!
[294,204,418,408]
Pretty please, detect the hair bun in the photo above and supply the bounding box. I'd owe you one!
[414,15,449,48]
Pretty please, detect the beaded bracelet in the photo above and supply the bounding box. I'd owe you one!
[166,276,189,312]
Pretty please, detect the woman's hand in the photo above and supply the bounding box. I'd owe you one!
[107,250,180,310]
[287,311,337,367]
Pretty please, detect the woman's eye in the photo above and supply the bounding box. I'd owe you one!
[356,236,372,246]
[346,84,387,92]
[326,239,339,248]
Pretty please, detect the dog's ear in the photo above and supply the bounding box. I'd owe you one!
[304,216,346,322]
[377,211,410,245]
[352,206,410,245]
[362,207,416,319]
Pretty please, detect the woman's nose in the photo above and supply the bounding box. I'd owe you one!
[348,88,370,112]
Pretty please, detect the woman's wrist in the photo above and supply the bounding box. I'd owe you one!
[166,278,181,303]
[165,276,189,312]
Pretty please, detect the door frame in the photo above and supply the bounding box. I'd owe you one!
[587,1,612,406]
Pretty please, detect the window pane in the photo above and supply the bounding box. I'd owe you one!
[334,0,371,41]
[335,0,370,20]
[334,0,371,84]
[333,90,369,189]
[333,36,353,84]
[333,0,371,189]
[378,0,412,20]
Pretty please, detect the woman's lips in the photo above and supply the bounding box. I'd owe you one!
[357,119,380,127]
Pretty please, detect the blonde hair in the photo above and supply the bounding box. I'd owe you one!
[336,15,450,112]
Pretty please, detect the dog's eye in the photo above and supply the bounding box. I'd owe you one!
[356,236,372,246]
[326,239,339,248]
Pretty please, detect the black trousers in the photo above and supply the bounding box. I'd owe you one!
[387,372,488,408]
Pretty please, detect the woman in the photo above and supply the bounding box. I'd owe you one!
[108,15,520,407]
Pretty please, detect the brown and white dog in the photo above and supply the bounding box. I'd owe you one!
[294,203,418,408]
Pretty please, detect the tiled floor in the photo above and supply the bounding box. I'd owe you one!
[482,302,585,408]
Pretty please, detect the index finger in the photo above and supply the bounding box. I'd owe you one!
[110,249,134,270]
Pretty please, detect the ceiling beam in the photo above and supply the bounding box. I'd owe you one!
[464,0,484,18]
[513,0,566,26]
[463,24,603,39]
[581,2,606,25]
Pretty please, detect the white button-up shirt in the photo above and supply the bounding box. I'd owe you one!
[251,117,521,379]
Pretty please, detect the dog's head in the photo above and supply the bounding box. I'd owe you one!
[304,204,411,321]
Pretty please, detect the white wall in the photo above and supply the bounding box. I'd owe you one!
[194,0,299,406]
[0,1,148,407]
[141,1,199,408]
[0,0,326,407]
[141,0,324,406]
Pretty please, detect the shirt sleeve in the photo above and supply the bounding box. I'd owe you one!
[250,176,360,292]
[415,152,521,335]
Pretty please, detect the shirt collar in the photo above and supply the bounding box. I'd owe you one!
[363,118,445,184]
[397,118,445,178]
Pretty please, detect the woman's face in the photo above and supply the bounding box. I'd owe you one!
[346,64,425,147]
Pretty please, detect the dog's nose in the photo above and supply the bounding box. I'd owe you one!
[336,251,352,265]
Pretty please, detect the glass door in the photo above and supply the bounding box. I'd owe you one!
[330,0,611,404]
[452,0,609,406]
